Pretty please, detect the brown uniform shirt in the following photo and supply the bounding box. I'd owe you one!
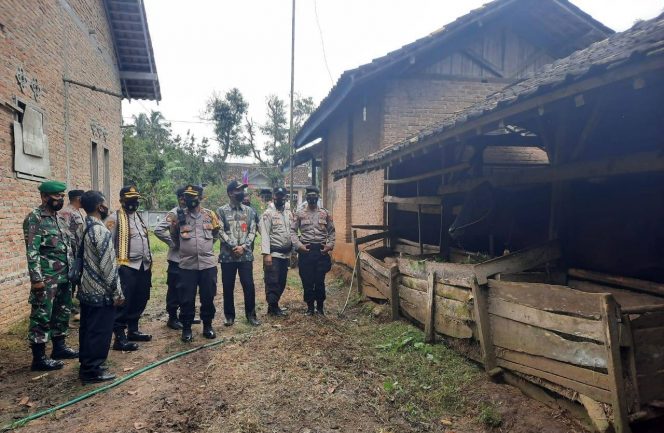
[290,205,335,251]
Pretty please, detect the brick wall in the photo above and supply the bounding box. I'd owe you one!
[0,0,123,327]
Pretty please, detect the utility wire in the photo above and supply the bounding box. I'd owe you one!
[313,0,334,85]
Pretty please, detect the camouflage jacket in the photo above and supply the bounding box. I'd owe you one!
[23,205,74,285]
[217,203,257,263]
[59,204,84,252]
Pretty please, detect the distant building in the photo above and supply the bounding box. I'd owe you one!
[0,0,160,326]
[223,162,312,205]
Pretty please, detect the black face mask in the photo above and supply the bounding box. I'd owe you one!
[48,198,64,211]
[123,200,139,213]
[306,196,318,206]
[274,198,286,208]
[99,205,109,220]
[233,192,245,203]
[185,198,199,209]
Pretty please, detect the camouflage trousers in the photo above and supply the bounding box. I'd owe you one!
[28,282,72,344]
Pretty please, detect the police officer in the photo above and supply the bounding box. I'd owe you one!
[291,185,335,315]
[166,185,220,342]
[154,186,186,330]
[218,180,260,326]
[106,186,152,351]
[259,187,292,316]
[23,180,78,371]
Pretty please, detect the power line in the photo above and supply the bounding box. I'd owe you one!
[313,0,334,85]
[122,117,214,125]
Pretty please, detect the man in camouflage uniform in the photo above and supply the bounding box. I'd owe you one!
[291,185,335,315]
[259,186,292,316]
[218,180,260,326]
[23,180,78,371]
[59,189,85,320]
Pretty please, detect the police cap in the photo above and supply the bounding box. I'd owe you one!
[226,179,248,193]
[273,186,288,197]
[183,184,203,197]
[305,185,320,196]
[119,185,141,199]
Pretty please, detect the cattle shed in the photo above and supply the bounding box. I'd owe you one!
[334,15,664,433]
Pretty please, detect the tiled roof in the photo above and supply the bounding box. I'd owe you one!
[333,14,664,180]
[294,0,611,149]
[223,163,311,187]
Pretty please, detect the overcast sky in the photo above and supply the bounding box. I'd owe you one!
[122,0,663,162]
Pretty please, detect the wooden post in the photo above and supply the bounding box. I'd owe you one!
[601,295,632,433]
[425,271,436,343]
[389,264,399,321]
[416,181,423,255]
[471,279,497,373]
[352,229,363,294]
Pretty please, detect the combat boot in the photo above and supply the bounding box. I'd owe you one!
[181,323,193,342]
[202,321,216,339]
[304,301,316,316]
[316,300,325,316]
[51,335,79,359]
[166,315,183,330]
[112,330,139,351]
[31,343,64,371]
[246,314,261,326]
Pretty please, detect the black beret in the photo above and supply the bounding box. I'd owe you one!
[68,189,85,200]
[305,185,320,195]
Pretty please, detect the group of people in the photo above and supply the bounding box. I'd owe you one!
[23,180,335,383]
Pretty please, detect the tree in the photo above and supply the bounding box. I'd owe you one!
[205,88,249,162]
[260,95,289,167]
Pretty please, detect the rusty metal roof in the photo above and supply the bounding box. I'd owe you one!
[104,0,161,100]
[294,0,612,149]
[333,14,664,180]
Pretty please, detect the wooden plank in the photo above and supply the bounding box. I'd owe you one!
[394,202,441,215]
[394,243,438,256]
[474,241,560,285]
[361,282,388,300]
[351,224,388,230]
[569,280,664,310]
[361,268,390,299]
[356,230,390,245]
[622,304,664,314]
[622,315,641,409]
[472,280,497,372]
[400,275,473,303]
[488,280,603,319]
[496,347,611,391]
[637,371,664,403]
[490,315,607,368]
[360,251,390,279]
[434,314,474,339]
[630,311,664,330]
[398,285,427,323]
[497,358,612,404]
[633,327,664,376]
[361,263,389,287]
[383,162,471,184]
[353,230,362,295]
[425,272,436,343]
[395,237,438,250]
[389,264,399,320]
[601,295,632,433]
[384,195,441,205]
[488,296,606,343]
[569,268,664,298]
[397,258,475,288]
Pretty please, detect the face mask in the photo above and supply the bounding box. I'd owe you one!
[185,198,199,209]
[99,205,109,220]
[123,200,139,212]
[306,196,318,206]
[274,198,286,208]
[48,198,64,211]
[233,192,245,202]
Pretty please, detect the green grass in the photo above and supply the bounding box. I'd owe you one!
[478,402,503,427]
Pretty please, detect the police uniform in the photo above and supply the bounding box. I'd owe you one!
[175,185,220,341]
[106,186,152,349]
[23,180,78,371]
[154,187,186,329]
[217,180,259,325]
[291,185,335,314]
[259,187,293,316]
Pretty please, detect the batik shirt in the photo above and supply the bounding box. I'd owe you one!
[23,205,74,286]
[217,203,257,263]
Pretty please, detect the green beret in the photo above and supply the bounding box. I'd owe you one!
[38,180,67,194]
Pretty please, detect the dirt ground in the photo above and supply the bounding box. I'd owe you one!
[0,245,614,433]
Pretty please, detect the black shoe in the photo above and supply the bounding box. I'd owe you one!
[247,316,261,326]
[202,322,216,339]
[304,302,316,316]
[167,317,183,330]
[31,344,64,371]
[127,331,152,342]
[224,317,235,327]
[181,327,193,342]
[268,304,288,317]
[51,336,79,359]
[80,372,116,383]
[112,332,139,351]
[316,308,325,316]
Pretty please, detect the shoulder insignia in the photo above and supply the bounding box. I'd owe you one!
[105,220,116,230]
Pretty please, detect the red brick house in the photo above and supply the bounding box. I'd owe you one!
[292,0,612,265]
[0,0,160,326]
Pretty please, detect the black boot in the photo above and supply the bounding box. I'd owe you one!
[202,321,216,339]
[224,317,235,327]
[316,300,325,316]
[246,314,261,326]
[268,303,287,317]
[112,330,139,351]
[127,330,152,342]
[31,343,64,371]
[304,301,316,316]
[181,323,193,342]
[51,336,79,359]
[80,371,116,383]
[167,315,183,330]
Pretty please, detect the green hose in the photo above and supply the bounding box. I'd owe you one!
[2,337,229,431]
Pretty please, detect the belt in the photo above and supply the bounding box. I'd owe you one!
[270,245,292,254]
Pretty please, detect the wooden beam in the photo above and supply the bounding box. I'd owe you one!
[383,163,470,185]
[461,48,504,78]
[389,264,400,320]
[355,231,390,245]
[353,230,362,294]
[474,241,561,285]
[621,304,664,314]
[472,279,497,372]
[393,203,441,215]
[568,268,664,298]
[350,224,388,230]
[439,150,664,196]
[425,272,436,343]
[384,195,441,205]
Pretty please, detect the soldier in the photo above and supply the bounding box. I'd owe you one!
[106,186,152,351]
[217,180,260,326]
[154,186,186,330]
[23,180,78,371]
[77,191,123,383]
[164,185,220,342]
[60,189,85,320]
[259,187,292,316]
[291,185,335,315]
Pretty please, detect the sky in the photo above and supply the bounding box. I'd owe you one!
[122,0,663,162]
